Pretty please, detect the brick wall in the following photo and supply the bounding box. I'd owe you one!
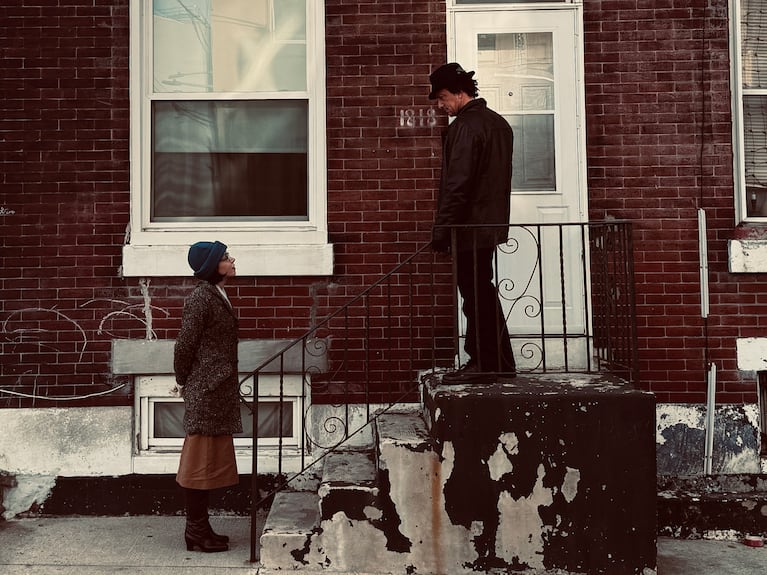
[0,0,450,408]
[584,0,758,402]
[0,0,761,408]
[1,1,134,406]
[325,0,446,281]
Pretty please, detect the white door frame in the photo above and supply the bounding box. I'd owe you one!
[448,4,591,371]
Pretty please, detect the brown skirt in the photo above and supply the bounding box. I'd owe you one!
[176,434,239,490]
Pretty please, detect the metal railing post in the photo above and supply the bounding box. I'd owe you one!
[249,372,260,563]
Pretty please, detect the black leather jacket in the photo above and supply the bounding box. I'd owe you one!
[432,98,513,252]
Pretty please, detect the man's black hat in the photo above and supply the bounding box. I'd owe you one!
[428,62,476,99]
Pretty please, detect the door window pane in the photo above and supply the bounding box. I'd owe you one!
[151,100,308,221]
[153,0,307,93]
[477,32,556,192]
[507,114,556,190]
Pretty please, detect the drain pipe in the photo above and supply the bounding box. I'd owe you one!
[704,363,717,474]
[699,208,716,474]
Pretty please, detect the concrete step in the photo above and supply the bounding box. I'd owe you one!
[317,448,379,521]
[375,410,432,452]
[259,490,320,569]
[259,411,445,572]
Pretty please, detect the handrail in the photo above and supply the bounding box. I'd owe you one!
[240,220,637,562]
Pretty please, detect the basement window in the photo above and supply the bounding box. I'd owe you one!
[133,375,302,474]
[148,398,294,448]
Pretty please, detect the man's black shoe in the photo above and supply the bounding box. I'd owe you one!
[441,364,492,384]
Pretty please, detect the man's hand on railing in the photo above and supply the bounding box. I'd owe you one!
[430,238,451,255]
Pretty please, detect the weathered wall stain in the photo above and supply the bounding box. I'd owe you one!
[657,404,760,475]
[0,282,168,405]
[428,378,657,574]
[496,463,555,570]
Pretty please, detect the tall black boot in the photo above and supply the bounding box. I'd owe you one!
[184,488,228,552]
[184,488,229,543]
[199,489,229,543]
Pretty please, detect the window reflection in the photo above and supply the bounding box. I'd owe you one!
[153,0,307,93]
[477,32,557,192]
[151,100,308,220]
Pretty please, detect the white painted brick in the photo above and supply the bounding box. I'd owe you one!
[736,337,767,371]
[728,239,767,273]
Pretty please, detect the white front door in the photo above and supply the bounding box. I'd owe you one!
[452,7,589,370]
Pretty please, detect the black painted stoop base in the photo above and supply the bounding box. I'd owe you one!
[422,374,658,575]
[657,474,767,538]
[30,474,259,517]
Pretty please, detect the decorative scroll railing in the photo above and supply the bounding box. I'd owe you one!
[239,220,637,561]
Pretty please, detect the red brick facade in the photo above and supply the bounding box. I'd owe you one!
[0,0,760,408]
[583,0,758,403]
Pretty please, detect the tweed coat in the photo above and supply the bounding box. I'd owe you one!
[432,97,513,252]
[174,281,243,436]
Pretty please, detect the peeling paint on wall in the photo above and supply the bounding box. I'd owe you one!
[656,404,760,475]
[488,432,518,480]
[288,437,482,574]
[496,463,554,570]
[2,475,56,520]
[562,467,581,503]
[426,379,657,573]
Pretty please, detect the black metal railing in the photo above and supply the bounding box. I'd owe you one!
[239,220,637,562]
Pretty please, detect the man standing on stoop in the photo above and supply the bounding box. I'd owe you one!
[428,62,517,385]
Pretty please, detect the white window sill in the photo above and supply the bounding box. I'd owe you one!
[736,337,767,371]
[729,238,767,273]
[131,448,305,475]
[122,243,334,277]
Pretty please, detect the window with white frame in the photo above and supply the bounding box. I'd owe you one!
[135,375,302,453]
[732,0,767,222]
[125,0,332,277]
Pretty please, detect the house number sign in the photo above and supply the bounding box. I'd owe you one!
[399,108,437,128]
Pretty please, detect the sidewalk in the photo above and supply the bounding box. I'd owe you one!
[0,516,765,574]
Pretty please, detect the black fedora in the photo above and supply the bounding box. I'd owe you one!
[428,62,476,99]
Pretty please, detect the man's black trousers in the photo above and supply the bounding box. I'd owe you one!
[456,247,516,373]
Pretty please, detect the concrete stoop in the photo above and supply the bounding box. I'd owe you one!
[260,411,451,573]
[259,375,658,575]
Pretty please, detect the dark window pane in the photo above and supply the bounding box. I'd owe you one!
[154,401,292,439]
[744,95,767,216]
[236,402,293,439]
[151,100,308,221]
[154,402,185,437]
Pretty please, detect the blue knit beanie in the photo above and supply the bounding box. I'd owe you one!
[187,241,227,282]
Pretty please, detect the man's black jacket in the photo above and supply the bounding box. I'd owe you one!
[432,97,514,253]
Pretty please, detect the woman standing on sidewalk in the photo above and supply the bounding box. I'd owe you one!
[173,240,241,553]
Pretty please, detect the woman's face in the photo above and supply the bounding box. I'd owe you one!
[217,252,236,281]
